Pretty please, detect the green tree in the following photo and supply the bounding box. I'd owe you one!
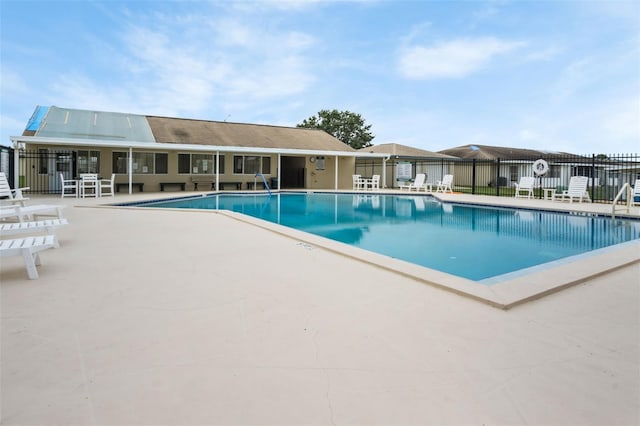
[297,109,374,149]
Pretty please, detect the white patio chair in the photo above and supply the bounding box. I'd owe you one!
[352,174,364,191]
[0,172,29,206]
[370,174,380,191]
[79,173,99,198]
[59,173,78,198]
[514,176,535,199]
[436,174,454,193]
[100,173,115,197]
[633,179,640,206]
[553,176,591,203]
[400,174,427,192]
[0,235,57,279]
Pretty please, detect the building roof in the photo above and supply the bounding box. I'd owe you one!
[16,106,365,156]
[147,116,354,152]
[359,143,456,159]
[438,144,575,160]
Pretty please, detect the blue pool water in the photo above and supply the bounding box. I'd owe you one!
[137,193,640,282]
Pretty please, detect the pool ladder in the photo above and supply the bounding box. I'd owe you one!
[254,173,271,196]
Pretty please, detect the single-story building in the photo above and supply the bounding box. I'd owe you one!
[357,143,457,188]
[9,106,391,194]
[438,144,587,188]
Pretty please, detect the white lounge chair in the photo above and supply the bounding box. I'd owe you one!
[553,176,591,203]
[0,172,29,206]
[400,174,428,192]
[436,174,454,193]
[100,173,115,197]
[0,204,65,222]
[0,218,69,247]
[514,176,535,199]
[60,173,78,198]
[0,235,57,279]
[633,179,640,206]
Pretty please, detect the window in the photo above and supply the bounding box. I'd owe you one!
[178,154,224,174]
[112,151,168,174]
[509,166,518,182]
[78,150,100,174]
[38,149,48,174]
[233,155,271,174]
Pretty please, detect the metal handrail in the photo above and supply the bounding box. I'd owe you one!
[612,183,632,219]
[254,173,271,196]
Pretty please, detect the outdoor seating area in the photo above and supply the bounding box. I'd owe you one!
[59,173,116,198]
[352,174,381,191]
[1,178,69,279]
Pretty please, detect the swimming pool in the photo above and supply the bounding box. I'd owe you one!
[135,192,640,282]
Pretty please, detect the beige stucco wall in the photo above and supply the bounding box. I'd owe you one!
[21,145,357,192]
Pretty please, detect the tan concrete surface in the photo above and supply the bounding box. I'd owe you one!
[1,193,639,425]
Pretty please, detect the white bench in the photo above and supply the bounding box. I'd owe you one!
[0,235,57,279]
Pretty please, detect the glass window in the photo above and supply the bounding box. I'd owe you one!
[509,166,518,182]
[155,153,168,174]
[233,156,243,174]
[113,152,128,174]
[179,153,223,174]
[178,154,190,174]
[262,157,271,174]
[113,151,167,174]
[192,154,214,174]
[38,149,48,174]
[244,156,260,174]
[78,150,100,174]
[233,155,270,174]
[132,152,154,174]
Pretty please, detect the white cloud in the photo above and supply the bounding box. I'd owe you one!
[398,37,525,79]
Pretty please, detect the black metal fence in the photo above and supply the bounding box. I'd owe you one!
[3,148,639,203]
[356,153,640,204]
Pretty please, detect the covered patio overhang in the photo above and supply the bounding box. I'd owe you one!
[10,135,391,193]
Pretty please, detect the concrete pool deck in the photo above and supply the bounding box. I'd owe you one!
[1,192,639,425]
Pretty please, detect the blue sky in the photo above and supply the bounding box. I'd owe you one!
[1,0,638,154]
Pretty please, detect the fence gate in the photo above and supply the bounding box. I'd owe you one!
[18,150,76,194]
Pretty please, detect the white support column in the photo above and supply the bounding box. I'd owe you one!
[382,157,387,188]
[215,151,220,191]
[128,147,133,194]
[334,156,339,190]
[277,153,281,191]
[13,145,20,189]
